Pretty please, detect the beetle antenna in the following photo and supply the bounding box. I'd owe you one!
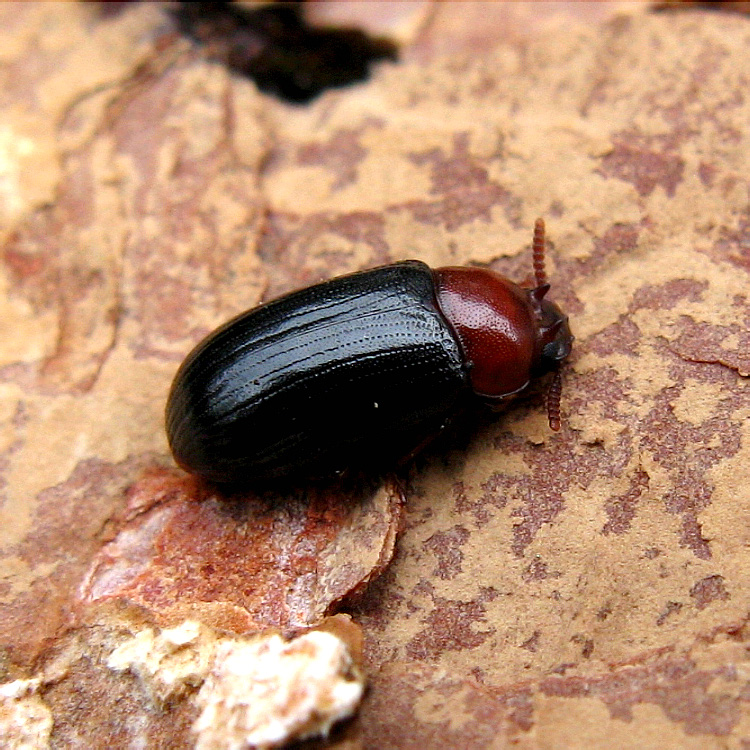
[533,218,548,289]
[546,370,563,431]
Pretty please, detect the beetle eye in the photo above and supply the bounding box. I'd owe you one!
[537,308,573,375]
[543,339,569,363]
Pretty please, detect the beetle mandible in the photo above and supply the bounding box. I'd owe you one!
[166,219,573,485]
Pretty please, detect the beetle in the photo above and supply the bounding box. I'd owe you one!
[166,219,573,486]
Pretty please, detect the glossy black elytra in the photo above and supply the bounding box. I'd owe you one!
[166,220,573,485]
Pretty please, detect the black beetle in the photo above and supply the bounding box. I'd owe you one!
[166,220,573,485]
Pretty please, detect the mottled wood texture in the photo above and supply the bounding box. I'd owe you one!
[1,2,749,748]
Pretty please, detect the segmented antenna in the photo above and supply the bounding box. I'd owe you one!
[533,217,548,289]
[546,370,563,431]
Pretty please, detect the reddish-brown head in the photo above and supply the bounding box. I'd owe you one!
[433,219,573,428]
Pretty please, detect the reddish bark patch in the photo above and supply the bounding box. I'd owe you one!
[406,590,496,661]
[669,315,750,376]
[521,630,541,653]
[690,575,730,610]
[259,210,391,299]
[709,212,750,272]
[1,201,119,394]
[80,469,400,634]
[452,479,492,527]
[602,468,650,535]
[0,455,163,668]
[362,664,535,748]
[587,317,643,359]
[657,601,683,626]
[99,63,267,361]
[630,279,708,312]
[640,359,742,559]
[43,650,197,748]
[522,558,559,583]
[566,220,646,290]
[489,424,632,557]
[297,120,384,190]
[599,131,685,197]
[423,525,470,580]
[698,161,717,187]
[2,243,49,282]
[403,132,520,231]
[596,222,641,257]
[541,656,741,736]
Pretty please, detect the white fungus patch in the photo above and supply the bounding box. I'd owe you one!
[193,630,365,750]
[0,678,53,750]
[107,620,217,707]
